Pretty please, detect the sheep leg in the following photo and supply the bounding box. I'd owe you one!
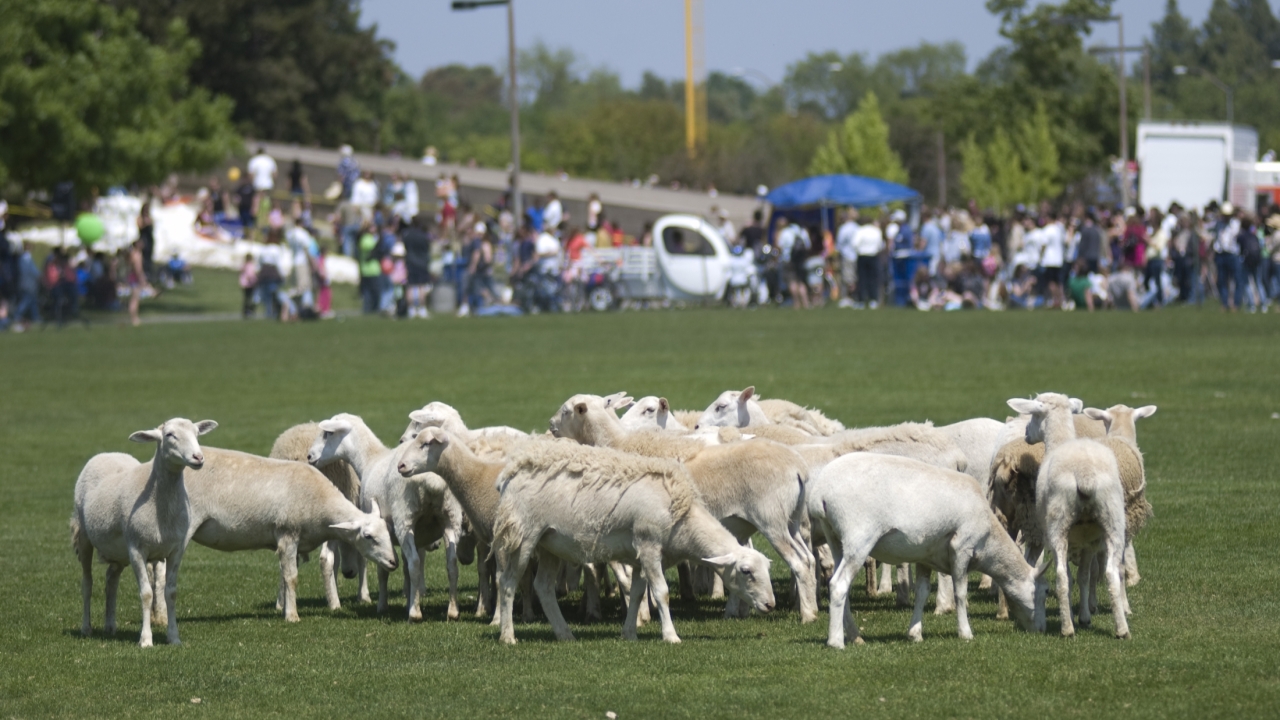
[161,549,185,646]
[103,563,123,637]
[520,565,537,622]
[1124,540,1140,587]
[826,543,864,649]
[1077,550,1095,629]
[978,573,993,591]
[877,560,894,596]
[763,526,819,623]
[895,564,912,607]
[477,540,494,619]
[1104,535,1131,639]
[77,540,95,637]
[398,530,424,622]
[277,535,301,622]
[355,553,371,604]
[444,530,460,621]
[533,553,574,641]
[935,572,956,615]
[320,541,340,611]
[952,556,973,641]
[864,558,879,597]
[1051,541,1075,638]
[996,587,1009,620]
[906,564,931,643]
[496,547,529,645]
[639,551,679,643]
[621,564,647,640]
[676,561,695,602]
[376,565,390,615]
[580,564,602,622]
[150,561,167,628]
[128,547,155,647]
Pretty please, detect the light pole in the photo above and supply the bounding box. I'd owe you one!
[452,0,521,227]
[1174,65,1234,124]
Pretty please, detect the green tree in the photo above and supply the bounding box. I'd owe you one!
[808,92,908,182]
[118,0,392,150]
[0,0,238,193]
[960,129,1032,211]
[1018,102,1062,202]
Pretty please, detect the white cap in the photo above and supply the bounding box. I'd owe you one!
[391,242,406,257]
[340,144,353,157]
[474,221,487,235]
[1221,202,1235,215]
[891,209,907,222]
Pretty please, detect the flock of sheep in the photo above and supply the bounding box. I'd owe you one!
[70,387,1156,648]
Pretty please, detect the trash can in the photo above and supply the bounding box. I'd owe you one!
[430,283,456,314]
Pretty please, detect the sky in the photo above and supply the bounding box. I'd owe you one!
[361,0,1234,87]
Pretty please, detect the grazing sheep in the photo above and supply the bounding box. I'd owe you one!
[183,448,399,622]
[491,440,776,644]
[551,395,817,622]
[71,418,217,647]
[809,452,1041,647]
[1009,394,1130,639]
[270,423,368,605]
[308,414,464,622]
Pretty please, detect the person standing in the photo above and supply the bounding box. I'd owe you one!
[835,209,860,306]
[543,191,563,235]
[137,201,156,284]
[256,234,284,320]
[236,171,256,240]
[126,239,149,327]
[1213,204,1244,312]
[288,159,309,198]
[1077,212,1103,275]
[1040,211,1067,309]
[586,192,602,230]
[238,253,257,318]
[467,223,496,311]
[247,146,277,217]
[402,214,432,319]
[12,242,40,331]
[854,215,886,308]
[920,209,944,276]
[351,171,378,220]
[777,218,810,309]
[357,222,382,315]
[337,145,359,201]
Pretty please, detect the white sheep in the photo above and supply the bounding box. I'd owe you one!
[1009,394,1131,639]
[397,401,532,447]
[1082,404,1156,589]
[551,394,818,622]
[71,418,216,647]
[809,452,1041,647]
[183,447,399,622]
[490,439,776,644]
[308,414,465,622]
[270,422,368,605]
[619,397,689,433]
[695,386,842,436]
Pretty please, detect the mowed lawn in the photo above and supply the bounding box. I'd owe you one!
[1,303,1277,718]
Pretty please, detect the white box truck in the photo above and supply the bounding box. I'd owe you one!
[1136,121,1257,212]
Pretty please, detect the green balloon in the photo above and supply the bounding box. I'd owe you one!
[75,213,105,245]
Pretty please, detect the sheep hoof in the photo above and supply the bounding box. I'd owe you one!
[853,636,865,646]
[827,639,845,650]
[1116,631,1131,640]
[285,614,300,623]
[500,637,518,646]
[1061,630,1075,638]
[663,635,682,644]
[446,607,460,621]
[1126,575,1140,588]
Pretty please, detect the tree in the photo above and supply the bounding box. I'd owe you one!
[117,0,393,150]
[1018,102,1062,202]
[808,92,908,182]
[960,129,1032,212]
[0,0,238,193]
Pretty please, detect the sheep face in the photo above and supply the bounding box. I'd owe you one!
[331,501,398,572]
[1003,576,1040,633]
[619,397,675,431]
[1008,393,1074,445]
[1083,404,1157,441]
[400,402,463,445]
[130,418,218,470]
[308,415,357,467]
[397,428,449,477]
[696,386,755,429]
[704,548,775,613]
[549,394,607,439]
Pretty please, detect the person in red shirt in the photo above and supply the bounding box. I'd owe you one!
[564,226,588,262]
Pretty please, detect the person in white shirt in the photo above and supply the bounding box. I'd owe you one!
[350,171,378,219]
[713,207,736,245]
[542,191,563,234]
[586,193,602,230]
[1040,212,1067,308]
[774,217,810,308]
[535,228,561,274]
[835,209,860,304]
[853,218,886,307]
[247,147,277,193]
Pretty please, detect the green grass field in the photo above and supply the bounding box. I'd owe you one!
[2,303,1278,718]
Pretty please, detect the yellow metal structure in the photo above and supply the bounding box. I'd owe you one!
[684,0,706,159]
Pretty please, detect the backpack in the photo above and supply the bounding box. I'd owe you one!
[1240,229,1262,267]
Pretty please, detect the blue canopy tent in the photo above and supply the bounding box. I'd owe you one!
[765,174,925,306]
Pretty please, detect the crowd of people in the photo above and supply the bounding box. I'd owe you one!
[750,201,1280,314]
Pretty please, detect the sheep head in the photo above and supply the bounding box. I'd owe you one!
[398,427,450,477]
[308,414,358,467]
[703,547,775,614]
[400,402,465,445]
[696,386,756,429]
[330,500,398,572]
[1083,404,1156,443]
[130,418,217,470]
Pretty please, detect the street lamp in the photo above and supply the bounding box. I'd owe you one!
[452,0,521,227]
[1173,65,1234,124]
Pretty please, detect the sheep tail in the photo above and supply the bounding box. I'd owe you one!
[70,513,85,560]
[1074,469,1098,500]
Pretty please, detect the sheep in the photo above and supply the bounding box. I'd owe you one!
[694,386,843,436]
[182,447,400,622]
[1081,404,1156,607]
[490,439,776,644]
[551,394,818,622]
[619,397,689,433]
[809,452,1041,647]
[1009,393,1130,639]
[935,417,1006,597]
[307,414,465,622]
[397,401,531,449]
[269,423,368,605]
[71,418,216,647]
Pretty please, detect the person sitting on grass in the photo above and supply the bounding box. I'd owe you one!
[1108,261,1141,311]
[1068,260,1097,311]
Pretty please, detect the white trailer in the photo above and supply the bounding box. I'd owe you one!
[1136,121,1257,213]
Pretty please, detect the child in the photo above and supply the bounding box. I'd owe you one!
[316,246,333,318]
[238,253,257,318]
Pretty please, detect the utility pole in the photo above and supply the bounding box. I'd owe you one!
[452,0,521,225]
[1118,14,1129,211]
[936,130,947,207]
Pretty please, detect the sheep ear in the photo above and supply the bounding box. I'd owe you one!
[739,386,755,402]
[368,499,381,518]
[701,554,736,569]
[129,428,162,444]
[195,420,218,436]
[329,521,359,533]
[1082,408,1110,423]
[1068,398,1085,413]
[1007,398,1041,415]
[420,427,447,444]
[614,396,634,411]
[601,392,630,409]
[574,402,588,415]
[318,419,353,434]
[1032,550,1051,579]
[408,409,433,424]
[658,398,670,412]
[1133,405,1157,420]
